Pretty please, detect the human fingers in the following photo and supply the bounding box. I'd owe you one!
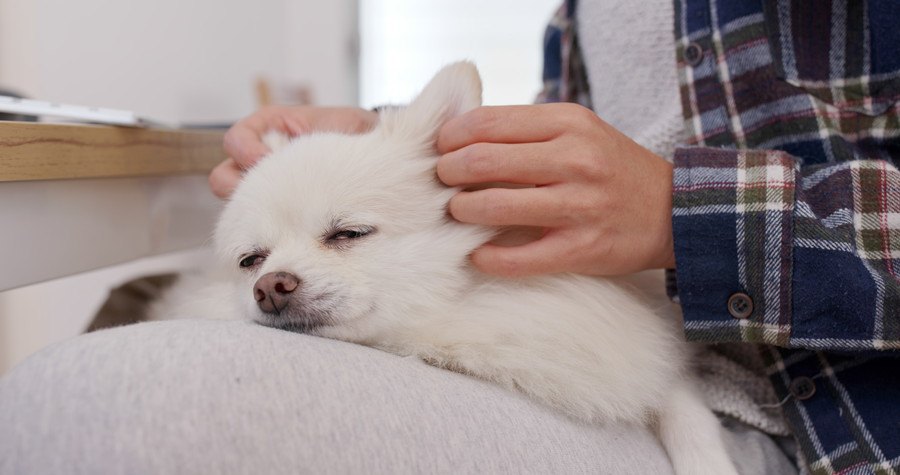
[208,158,243,199]
[311,108,378,134]
[437,142,566,186]
[224,108,306,169]
[436,103,596,154]
[224,107,377,169]
[469,231,579,277]
[448,187,571,227]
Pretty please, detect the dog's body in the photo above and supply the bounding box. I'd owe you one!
[157,63,737,474]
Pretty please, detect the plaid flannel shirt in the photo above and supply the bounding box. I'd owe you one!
[540,1,900,473]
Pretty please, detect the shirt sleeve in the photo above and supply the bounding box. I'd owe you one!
[671,146,900,352]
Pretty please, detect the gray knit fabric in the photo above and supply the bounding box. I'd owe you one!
[695,344,791,436]
[0,320,798,474]
[577,0,687,161]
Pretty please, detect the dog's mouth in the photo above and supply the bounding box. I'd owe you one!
[255,310,334,334]
[260,319,326,334]
[251,289,347,334]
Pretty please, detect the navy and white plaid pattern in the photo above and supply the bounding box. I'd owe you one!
[536,1,592,108]
[540,0,900,473]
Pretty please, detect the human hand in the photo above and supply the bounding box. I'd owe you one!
[436,103,675,277]
[210,106,378,198]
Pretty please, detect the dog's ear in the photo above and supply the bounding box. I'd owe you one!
[378,61,482,144]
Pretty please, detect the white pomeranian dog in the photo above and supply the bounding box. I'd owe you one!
[159,62,737,475]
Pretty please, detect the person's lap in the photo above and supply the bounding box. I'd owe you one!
[0,319,793,474]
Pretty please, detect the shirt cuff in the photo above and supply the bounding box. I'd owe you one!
[671,146,796,345]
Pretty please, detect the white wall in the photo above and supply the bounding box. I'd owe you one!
[0,0,357,123]
[285,0,360,106]
[0,0,358,373]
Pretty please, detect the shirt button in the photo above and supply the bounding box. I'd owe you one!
[789,376,817,400]
[727,292,753,319]
[684,42,705,67]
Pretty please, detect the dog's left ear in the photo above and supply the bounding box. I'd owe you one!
[379,61,482,144]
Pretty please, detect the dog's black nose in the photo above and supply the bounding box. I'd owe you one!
[254,271,301,314]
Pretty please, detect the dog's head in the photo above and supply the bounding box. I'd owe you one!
[214,62,492,341]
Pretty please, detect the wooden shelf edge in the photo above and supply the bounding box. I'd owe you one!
[0,121,227,182]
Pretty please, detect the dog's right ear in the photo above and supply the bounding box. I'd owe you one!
[378,61,482,145]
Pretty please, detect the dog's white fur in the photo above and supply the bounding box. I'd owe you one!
[160,62,737,474]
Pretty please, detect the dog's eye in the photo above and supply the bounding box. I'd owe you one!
[327,228,373,242]
[239,254,265,269]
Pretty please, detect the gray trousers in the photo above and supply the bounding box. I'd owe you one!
[0,320,798,474]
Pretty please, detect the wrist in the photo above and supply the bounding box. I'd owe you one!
[651,157,676,270]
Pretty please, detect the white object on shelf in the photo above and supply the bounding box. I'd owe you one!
[0,95,174,127]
